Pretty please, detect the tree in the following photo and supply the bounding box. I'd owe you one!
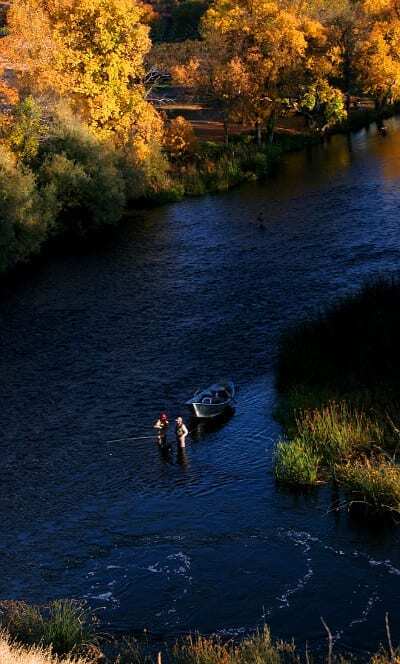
[174,0,308,144]
[172,41,250,144]
[2,0,164,148]
[164,115,197,159]
[298,78,347,130]
[355,0,400,110]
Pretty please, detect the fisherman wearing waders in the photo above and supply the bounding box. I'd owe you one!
[175,417,189,448]
[154,413,169,448]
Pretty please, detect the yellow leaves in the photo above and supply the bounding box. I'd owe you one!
[301,16,327,46]
[164,116,197,159]
[2,0,161,148]
[355,0,400,104]
[0,80,20,108]
[362,0,392,15]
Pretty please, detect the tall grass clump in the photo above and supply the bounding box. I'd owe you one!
[172,628,296,664]
[0,632,90,664]
[337,458,400,515]
[0,600,96,657]
[274,279,400,514]
[277,279,400,395]
[274,439,320,485]
[296,402,384,466]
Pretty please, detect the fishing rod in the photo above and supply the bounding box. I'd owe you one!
[106,433,157,443]
[107,424,197,444]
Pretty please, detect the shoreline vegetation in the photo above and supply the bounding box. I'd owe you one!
[1,0,400,274]
[0,599,399,664]
[273,279,400,517]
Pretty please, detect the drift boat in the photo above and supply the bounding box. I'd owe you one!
[185,381,235,419]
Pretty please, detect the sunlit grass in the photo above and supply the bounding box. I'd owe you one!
[274,438,320,485]
[0,601,97,658]
[0,631,89,664]
[337,458,400,514]
[172,628,296,664]
[296,402,384,466]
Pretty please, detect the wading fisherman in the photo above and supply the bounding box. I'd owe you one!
[154,412,169,447]
[257,211,266,230]
[175,417,189,448]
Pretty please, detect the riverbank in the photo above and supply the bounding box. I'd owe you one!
[0,97,396,278]
[163,101,400,199]
[0,599,398,663]
[274,279,400,516]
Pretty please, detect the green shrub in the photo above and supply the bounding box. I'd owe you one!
[37,113,126,238]
[0,146,51,273]
[7,97,43,165]
[0,599,96,657]
[274,438,320,486]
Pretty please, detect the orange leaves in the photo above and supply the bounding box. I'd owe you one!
[355,0,400,105]
[164,115,197,159]
[1,0,162,147]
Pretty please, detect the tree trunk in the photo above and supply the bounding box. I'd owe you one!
[223,118,229,146]
[255,119,262,147]
[345,92,351,114]
[266,108,276,144]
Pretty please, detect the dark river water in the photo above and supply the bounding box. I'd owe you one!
[2,118,400,657]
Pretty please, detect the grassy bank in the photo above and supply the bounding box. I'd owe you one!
[0,599,399,664]
[0,634,89,664]
[273,279,400,516]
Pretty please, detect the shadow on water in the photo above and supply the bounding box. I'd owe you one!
[189,409,236,442]
[2,119,400,653]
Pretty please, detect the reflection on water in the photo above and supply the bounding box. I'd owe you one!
[1,118,400,654]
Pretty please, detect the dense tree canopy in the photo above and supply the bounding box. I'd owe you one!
[1,0,163,147]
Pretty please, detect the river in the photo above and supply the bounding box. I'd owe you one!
[1,118,400,657]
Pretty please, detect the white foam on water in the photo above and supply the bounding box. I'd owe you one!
[94,592,113,600]
[84,590,119,606]
[276,530,316,609]
[349,591,380,627]
[217,627,247,637]
[142,551,193,627]
[368,559,400,575]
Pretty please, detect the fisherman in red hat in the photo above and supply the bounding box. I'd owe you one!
[153,412,169,447]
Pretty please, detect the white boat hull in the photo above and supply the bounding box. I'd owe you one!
[186,381,235,419]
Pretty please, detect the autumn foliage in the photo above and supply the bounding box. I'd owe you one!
[0,0,399,273]
[2,0,162,149]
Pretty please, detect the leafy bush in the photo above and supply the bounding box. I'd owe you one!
[165,116,197,161]
[37,113,126,238]
[274,439,320,486]
[7,97,43,165]
[0,146,51,273]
